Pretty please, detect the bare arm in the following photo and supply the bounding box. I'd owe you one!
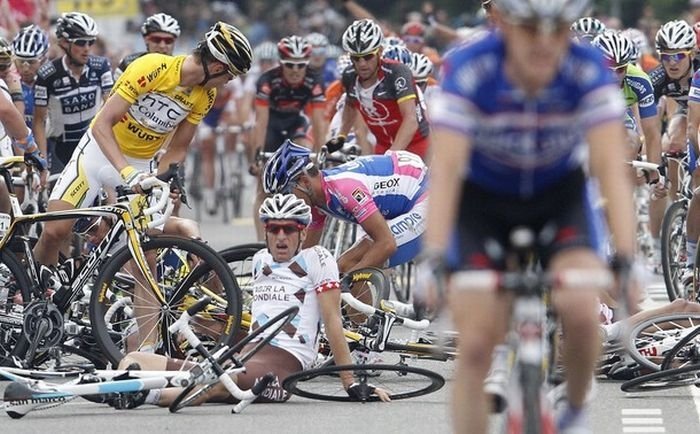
[90,94,133,173]
[351,212,397,271]
[249,104,269,163]
[588,121,637,257]
[338,101,358,138]
[640,114,662,166]
[32,105,48,157]
[423,128,469,252]
[0,92,30,140]
[157,121,197,172]
[318,289,354,388]
[389,98,419,151]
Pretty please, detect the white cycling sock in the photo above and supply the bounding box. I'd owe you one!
[144,389,161,405]
[601,322,623,342]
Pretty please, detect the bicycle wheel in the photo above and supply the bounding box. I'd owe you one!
[621,363,700,393]
[519,364,543,434]
[626,313,700,371]
[0,251,34,364]
[661,200,688,301]
[168,306,299,413]
[660,323,700,370]
[341,267,390,325]
[283,363,444,402]
[219,245,264,311]
[90,236,242,366]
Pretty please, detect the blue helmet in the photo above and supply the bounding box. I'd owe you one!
[382,45,412,66]
[13,25,49,58]
[263,140,314,194]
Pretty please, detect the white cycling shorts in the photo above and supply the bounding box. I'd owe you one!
[49,129,151,207]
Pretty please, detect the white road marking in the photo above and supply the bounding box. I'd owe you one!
[621,418,663,425]
[621,409,662,415]
[621,409,665,433]
[622,428,666,433]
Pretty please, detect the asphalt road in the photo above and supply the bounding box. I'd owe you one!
[1,194,698,433]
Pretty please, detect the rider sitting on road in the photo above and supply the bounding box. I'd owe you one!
[99,193,389,408]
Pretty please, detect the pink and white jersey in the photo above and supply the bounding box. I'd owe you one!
[310,150,428,230]
[250,246,340,368]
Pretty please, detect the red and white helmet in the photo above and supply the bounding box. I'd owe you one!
[277,35,312,60]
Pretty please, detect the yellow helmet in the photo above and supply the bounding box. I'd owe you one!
[199,22,252,76]
[0,37,12,61]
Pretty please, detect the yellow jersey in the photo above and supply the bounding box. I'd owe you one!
[98,53,216,158]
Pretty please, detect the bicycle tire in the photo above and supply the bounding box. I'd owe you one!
[519,364,543,434]
[168,306,299,412]
[89,236,242,366]
[621,362,700,393]
[0,251,34,364]
[660,200,688,301]
[626,313,700,372]
[283,363,444,402]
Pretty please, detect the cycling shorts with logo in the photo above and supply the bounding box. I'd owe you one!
[49,129,151,208]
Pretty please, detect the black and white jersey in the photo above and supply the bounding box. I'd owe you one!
[34,55,113,150]
[114,51,147,81]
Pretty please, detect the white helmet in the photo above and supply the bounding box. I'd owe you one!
[55,12,99,39]
[410,52,433,82]
[342,19,384,55]
[259,193,312,227]
[592,31,635,67]
[198,21,252,76]
[141,13,181,37]
[382,36,406,48]
[493,0,591,24]
[305,32,328,48]
[13,25,49,58]
[656,20,696,52]
[253,41,279,62]
[622,28,650,56]
[570,17,606,40]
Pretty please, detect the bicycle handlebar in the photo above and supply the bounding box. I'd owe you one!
[450,269,614,293]
[340,292,430,330]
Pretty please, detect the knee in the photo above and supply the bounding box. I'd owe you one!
[41,221,71,242]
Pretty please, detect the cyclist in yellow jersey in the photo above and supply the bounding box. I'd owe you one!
[33,22,252,269]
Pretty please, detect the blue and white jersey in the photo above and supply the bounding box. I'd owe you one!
[250,246,340,368]
[431,33,626,197]
[21,81,35,128]
[310,151,428,230]
[34,55,113,150]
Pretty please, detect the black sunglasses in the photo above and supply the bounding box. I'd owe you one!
[350,50,378,62]
[71,39,96,47]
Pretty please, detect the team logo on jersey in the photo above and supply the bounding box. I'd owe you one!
[351,188,368,204]
[138,76,147,87]
[59,91,98,114]
[129,93,189,134]
[395,77,408,92]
